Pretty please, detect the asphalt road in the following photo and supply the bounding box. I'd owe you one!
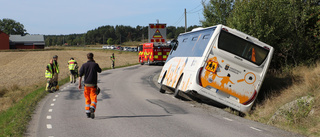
[26,65,303,137]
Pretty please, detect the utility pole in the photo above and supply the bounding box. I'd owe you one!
[185,8,187,32]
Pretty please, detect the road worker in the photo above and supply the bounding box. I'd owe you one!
[110,53,115,69]
[78,53,102,119]
[68,57,78,83]
[52,55,60,90]
[45,59,55,93]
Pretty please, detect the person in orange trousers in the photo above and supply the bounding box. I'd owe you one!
[78,53,102,119]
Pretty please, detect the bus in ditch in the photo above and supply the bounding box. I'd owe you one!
[157,24,274,113]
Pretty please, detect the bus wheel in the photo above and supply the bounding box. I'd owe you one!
[141,62,144,65]
[159,80,166,93]
[174,77,182,98]
[159,72,166,93]
[159,84,165,93]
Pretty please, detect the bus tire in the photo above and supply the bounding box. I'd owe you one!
[141,62,144,65]
[159,71,167,93]
[159,84,165,93]
[174,76,182,98]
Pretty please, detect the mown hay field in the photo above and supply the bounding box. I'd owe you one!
[0,50,138,88]
[0,50,138,111]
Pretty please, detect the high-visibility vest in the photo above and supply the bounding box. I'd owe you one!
[53,60,59,73]
[110,56,115,61]
[45,64,53,78]
[68,60,77,70]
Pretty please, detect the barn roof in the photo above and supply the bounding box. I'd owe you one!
[10,35,44,42]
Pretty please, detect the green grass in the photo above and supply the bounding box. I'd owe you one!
[0,63,138,137]
[0,87,47,136]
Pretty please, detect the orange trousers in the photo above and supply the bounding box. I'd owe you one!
[84,86,97,113]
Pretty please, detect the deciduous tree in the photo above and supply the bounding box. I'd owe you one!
[0,18,26,35]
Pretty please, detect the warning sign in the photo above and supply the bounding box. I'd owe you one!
[205,60,218,73]
[153,29,163,38]
[148,23,166,44]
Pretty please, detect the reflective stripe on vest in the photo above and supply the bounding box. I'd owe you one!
[45,64,53,78]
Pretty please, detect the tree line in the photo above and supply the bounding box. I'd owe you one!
[201,0,320,68]
[44,25,199,46]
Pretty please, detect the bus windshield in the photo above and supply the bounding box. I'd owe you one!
[167,27,216,61]
[218,30,269,65]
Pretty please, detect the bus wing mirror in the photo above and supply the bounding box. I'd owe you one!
[171,40,178,51]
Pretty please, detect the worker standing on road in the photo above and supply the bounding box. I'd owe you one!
[110,53,115,69]
[53,55,60,90]
[78,53,102,119]
[68,57,78,83]
[45,59,55,93]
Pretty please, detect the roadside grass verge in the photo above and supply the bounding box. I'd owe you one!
[0,63,138,137]
[246,64,320,136]
[0,86,47,136]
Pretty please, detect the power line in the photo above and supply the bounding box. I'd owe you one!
[171,12,185,26]
[188,4,202,12]
[188,8,203,14]
[170,1,204,26]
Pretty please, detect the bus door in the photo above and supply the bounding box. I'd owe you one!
[200,28,271,105]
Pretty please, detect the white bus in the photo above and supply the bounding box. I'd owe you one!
[158,24,274,113]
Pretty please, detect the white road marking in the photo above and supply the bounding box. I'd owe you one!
[50,103,54,106]
[47,115,52,119]
[223,117,233,121]
[53,99,56,102]
[55,95,58,97]
[48,109,53,112]
[250,127,262,132]
[46,124,52,129]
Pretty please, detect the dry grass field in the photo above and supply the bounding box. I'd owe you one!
[246,64,320,136]
[0,50,138,111]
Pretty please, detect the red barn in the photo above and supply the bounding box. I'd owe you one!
[0,31,10,50]
[9,35,45,49]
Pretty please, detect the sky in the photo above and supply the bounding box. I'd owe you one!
[0,0,206,35]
